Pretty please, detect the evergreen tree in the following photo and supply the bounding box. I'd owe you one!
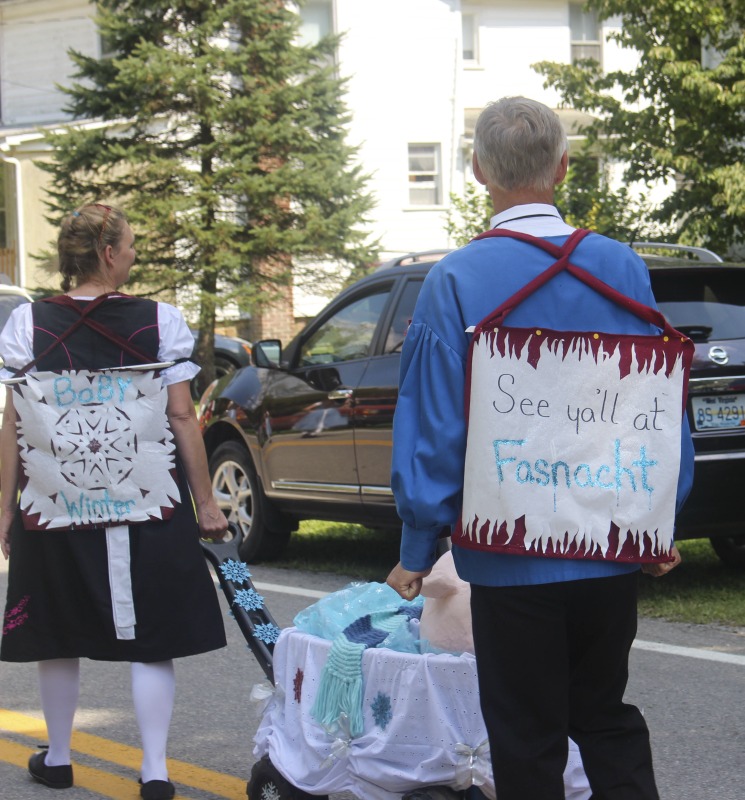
[40,0,377,390]
[534,0,745,255]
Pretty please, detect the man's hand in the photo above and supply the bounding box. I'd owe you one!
[641,545,682,577]
[386,561,432,600]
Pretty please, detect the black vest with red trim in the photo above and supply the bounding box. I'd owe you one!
[30,294,160,370]
[451,228,693,564]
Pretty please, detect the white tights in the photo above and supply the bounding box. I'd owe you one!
[38,658,175,781]
[131,660,175,782]
[38,659,79,767]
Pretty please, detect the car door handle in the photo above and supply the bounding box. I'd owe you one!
[328,388,353,401]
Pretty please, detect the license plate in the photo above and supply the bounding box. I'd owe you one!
[691,394,745,431]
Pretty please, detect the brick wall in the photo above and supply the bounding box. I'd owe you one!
[245,280,296,345]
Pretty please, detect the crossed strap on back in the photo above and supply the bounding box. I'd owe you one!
[16,293,155,376]
[471,227,677,337]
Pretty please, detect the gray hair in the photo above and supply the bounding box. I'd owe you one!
[474,97,568,192]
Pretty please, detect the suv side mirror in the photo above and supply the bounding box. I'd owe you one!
[252,339,282,369]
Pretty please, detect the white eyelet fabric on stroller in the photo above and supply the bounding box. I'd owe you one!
[254,627,591,799]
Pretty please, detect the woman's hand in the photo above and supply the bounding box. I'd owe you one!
[641,545,682,577]
[166,380,229,540]
[195,500,229,540]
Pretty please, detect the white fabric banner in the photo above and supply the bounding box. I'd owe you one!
[461,328,687,560]
[14,369,179,529]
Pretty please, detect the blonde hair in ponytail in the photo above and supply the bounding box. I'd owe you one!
[57,203,128,291]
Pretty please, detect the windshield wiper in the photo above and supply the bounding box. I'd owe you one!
[674,325,713,342]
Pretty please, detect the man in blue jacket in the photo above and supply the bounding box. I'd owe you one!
[387,96,694,800]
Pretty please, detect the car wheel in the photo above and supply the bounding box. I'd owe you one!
[247,756,326,800]
[208,441,290,562]
[709,535,745,569]
[214,354,237,381]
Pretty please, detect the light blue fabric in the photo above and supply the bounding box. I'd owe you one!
[294,582,424,737]
[392,221,695,587]
[293,581,423,653]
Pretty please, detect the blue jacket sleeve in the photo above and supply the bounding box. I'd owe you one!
[676,414,695,516]
[392,321,467,572]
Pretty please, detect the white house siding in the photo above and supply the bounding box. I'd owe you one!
[333,0,636,265]
[0,0,98,290]
[459,0,571,110]
[335,0,460,259]
[0,0,98,126]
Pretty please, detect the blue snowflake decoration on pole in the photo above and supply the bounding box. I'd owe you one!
[253,623,281,644]
[371,692,393,730]
[219,559,251,585]
[233,588,265,612]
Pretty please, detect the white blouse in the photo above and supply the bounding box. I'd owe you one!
[0,298,199,386]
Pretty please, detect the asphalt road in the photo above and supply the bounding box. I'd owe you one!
[1,556,743,800]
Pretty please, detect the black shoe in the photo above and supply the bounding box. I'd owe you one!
[139,779,175,800]
[28,751,73,789]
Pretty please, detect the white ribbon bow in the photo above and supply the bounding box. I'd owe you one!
[320,713,353,769]
[453,739,491,787]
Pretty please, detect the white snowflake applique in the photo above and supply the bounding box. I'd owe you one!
[15,369,179,528]
[54,406,138,488]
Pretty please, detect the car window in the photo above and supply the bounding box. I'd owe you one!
[300,288,390,366]
[383,279,424,354]
[0,294,29,330]
[652,270,745,341]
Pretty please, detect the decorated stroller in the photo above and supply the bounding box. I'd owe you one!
[201,530,590,800]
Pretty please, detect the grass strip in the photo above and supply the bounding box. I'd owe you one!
[637,538,745,627]
[272,523,745,627]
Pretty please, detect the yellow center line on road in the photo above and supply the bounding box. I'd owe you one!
[0,709,246,799]
[0,739,143,800]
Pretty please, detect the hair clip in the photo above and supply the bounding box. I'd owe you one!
[72,211,80,217]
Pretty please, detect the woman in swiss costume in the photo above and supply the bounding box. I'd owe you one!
[0,203,228,800]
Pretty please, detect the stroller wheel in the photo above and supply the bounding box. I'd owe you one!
[248,755,328,800]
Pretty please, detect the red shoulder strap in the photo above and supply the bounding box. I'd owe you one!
[471,228,672,335]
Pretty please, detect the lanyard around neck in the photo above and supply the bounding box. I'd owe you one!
[492,212,560,228]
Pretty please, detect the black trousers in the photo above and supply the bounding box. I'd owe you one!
[470,572,659,800]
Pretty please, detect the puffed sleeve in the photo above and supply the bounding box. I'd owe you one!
[392,320,468,572]
[156,302,200,386]
[0,303,34,380]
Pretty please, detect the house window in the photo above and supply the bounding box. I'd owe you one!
[569,3,601,64]
[408,144,441,206]
[99,33,116,59]
[298,0,333,46]
[462,13,478,63]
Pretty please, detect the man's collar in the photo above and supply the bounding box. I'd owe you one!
[489,203,562,229]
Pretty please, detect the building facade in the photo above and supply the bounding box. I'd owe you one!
[0,0,637,331]
[0,0,99,290]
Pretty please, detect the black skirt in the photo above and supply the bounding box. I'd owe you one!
[1,466,226,663]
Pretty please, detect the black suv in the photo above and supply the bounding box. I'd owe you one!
[189,329,252,399]
[199,246,745,568]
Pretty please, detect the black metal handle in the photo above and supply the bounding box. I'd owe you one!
[200,524,279,685]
